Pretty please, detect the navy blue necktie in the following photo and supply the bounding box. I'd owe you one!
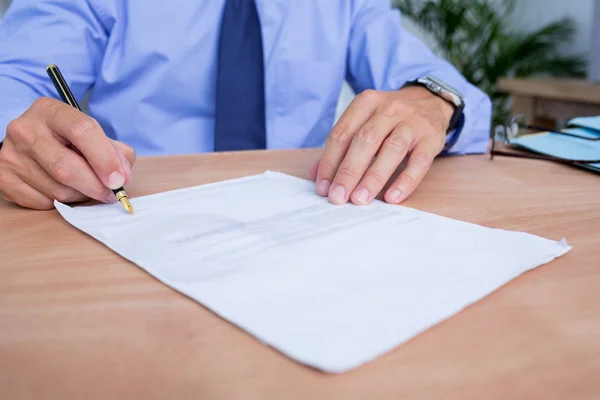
[214,0,266,151]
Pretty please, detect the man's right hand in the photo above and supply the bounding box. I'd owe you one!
[0,97,135,210]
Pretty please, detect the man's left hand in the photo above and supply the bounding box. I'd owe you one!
[311,86,455,205]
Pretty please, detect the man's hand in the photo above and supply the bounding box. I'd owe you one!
[0,97,135,210]
[313,86,454,205]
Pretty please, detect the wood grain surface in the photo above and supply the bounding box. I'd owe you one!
[1,149,599,400]
[497,78,600,104]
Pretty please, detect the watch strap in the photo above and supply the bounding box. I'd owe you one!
[447,101,465,133]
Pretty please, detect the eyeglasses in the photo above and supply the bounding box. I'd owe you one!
[490,113,600,165]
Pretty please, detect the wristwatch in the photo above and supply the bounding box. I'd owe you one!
[403,75,465,133]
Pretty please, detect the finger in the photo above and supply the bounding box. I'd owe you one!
[309,158,320,182]
[18,157,91,204]
[111,140,136,167]
[41,100,126,189]
[115,148,132,186]
[30,136,115,203]
[316,90,380,195]
[328,112,398,204]
[111,140,135,185]
[384,140,437,204]
[0,173,53,210]
[350,124,414,205]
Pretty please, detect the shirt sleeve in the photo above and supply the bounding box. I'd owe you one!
[345,0,492,155]
[0,0,108,141]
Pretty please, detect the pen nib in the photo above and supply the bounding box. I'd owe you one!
[120,197,134,214]
[114,189,134,215]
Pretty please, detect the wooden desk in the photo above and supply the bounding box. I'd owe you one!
[1,149,599,399]
[497,77,600,128]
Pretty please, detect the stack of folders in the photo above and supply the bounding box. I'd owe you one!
[508,115,600,173]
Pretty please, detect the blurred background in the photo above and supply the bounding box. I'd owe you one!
[1,0,598,129]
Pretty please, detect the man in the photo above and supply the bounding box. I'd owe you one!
[0,0,491,210]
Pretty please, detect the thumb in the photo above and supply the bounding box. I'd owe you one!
[110,140,136,185]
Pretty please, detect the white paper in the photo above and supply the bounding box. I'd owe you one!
[54,171,571,373]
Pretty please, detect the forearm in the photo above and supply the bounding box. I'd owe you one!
[403,60,492,155]
[0,0,109,140]
[345,0,492,155]
[353,36,492,155]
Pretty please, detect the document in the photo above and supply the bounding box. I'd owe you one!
[55,171,571,373]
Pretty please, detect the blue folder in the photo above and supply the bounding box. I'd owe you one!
[509,115,600,173]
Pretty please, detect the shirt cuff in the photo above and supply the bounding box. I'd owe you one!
[443,113,465,153]
[439,84,492,156]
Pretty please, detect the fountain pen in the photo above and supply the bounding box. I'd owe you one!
[46,64,134,214]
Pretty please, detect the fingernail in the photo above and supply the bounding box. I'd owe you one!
[387,189,402,203]
[317,179,331,195]
[352,187,370,204]
[107,171,125,190]
[329,185,347,204]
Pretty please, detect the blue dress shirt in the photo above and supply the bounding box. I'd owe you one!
[0,0,492,157]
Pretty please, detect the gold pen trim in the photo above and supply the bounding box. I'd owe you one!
[114,190,134,215]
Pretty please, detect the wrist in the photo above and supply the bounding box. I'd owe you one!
[399,85,455,131]
[401,76,465,133]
